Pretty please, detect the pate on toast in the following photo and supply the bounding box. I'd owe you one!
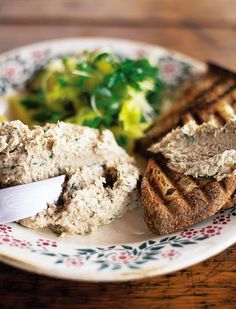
[137,63,236,156]
[141,64,236,235]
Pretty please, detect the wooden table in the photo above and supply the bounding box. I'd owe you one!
[0,1,235,308]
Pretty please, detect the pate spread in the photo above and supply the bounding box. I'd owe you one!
[149,119,236,181]
[0,121,139,235]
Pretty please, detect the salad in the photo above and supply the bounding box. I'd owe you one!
[9,51,164,150]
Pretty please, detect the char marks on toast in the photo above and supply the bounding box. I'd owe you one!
[142,154,236,235]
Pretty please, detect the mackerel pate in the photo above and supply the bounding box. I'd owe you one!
[149,119,236,181]
[0,120,136,187]
[21,163,139,235]
[0,121,139,235]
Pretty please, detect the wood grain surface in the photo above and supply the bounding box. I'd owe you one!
[0,1,235,308]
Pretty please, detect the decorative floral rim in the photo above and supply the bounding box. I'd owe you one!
[0,206,235,281]
[0,37,206,95]
[0,38,234,282]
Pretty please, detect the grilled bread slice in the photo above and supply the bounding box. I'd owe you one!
[137,63,236,155]
[141,154,236,235]
[141,64,236,235]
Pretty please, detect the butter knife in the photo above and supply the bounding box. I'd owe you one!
[0,175,65,224]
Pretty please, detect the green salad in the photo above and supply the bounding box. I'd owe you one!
[10,51,164,150]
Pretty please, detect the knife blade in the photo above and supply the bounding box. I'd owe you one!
[0,175,65,224]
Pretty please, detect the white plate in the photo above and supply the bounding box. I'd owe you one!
[0,38,235,282]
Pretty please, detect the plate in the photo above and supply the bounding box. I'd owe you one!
[0,38,235,282]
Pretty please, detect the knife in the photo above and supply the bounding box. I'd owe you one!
[0,175,65,224]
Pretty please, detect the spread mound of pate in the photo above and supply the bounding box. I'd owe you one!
[0,121,139,235]
[149,119,236,181]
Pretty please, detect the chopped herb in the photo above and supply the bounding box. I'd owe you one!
[116,134,128,148]
[183,133,195,144]
[83,117,101,128]
[49,152,54,159]
[71,183,78,191]
[20,97,41,109]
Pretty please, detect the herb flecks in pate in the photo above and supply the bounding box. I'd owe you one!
[149,119,236,181]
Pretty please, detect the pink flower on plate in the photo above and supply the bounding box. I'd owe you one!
[159,59,183,84]
[0,234,32,249]
[2,67,16,79]
[161,249,180,261]
[180,225,223,240]
[213,213,231,225]
[0,235,12,245]
[108,251,135,264]
[180,228,198,239]
[199,225,222,237]
[0,225,12,235]
[31,50,47,63]
[1,61,22,82]
[11,238,32,249]
[65,257,84,268]
[1,60,26,84]
[36,238,58,249]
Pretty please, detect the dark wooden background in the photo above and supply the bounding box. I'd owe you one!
[0,1,235,308]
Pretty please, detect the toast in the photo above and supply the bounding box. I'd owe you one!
[142,154,236,235]
[137,63,236,156]
[141,63,236,235]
